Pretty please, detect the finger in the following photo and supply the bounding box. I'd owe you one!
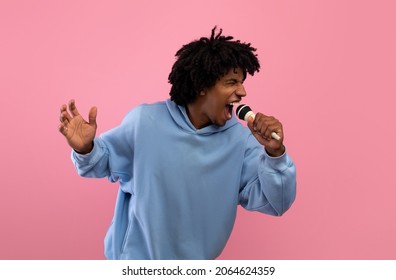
[247,115,255,131]
[68,99,80,117]
[248,119,269,142]
[58,123,68,136]
[267,117,283,140]
[255,130,272,146]
[60,111,71,124]
[255,115,278,139]
[60,104,67,112]
[263,120,280,139]
[59,119,69,130]
[60,104,72,122]
[59,112,70,130]
[252,113,268,132]
[271,124,283,140]
[253,116,270,136]
[59,104,72,122]
[88,106,97,126]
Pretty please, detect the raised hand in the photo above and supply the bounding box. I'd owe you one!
[58,99,97,154]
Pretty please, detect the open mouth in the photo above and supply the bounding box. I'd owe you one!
[225,102,238,119]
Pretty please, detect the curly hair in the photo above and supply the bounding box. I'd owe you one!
[168,26,260,105]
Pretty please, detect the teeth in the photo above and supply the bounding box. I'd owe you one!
[228,102,239,106]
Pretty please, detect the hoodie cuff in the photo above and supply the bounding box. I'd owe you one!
[262,147,292,172]
[71,138,102,165]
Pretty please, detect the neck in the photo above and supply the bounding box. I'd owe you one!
[186,101,209,129]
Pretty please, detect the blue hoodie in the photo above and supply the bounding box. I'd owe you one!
[72,99,296,259]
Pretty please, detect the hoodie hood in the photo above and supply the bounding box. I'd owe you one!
[166,99,238,135]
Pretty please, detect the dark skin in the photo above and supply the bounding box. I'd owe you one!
[59,68,285,157]
[59,100,97,154]
[186,68,285,157]
[247,114,285,157]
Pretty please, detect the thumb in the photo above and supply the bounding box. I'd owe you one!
[88,106,97,127]
[246,115,254,131]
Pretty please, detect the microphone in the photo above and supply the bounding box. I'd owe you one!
[236,104,281,141]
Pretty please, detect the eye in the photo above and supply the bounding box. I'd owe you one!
[226,79,237,85]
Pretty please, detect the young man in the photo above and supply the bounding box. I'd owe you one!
[58,27,296,259]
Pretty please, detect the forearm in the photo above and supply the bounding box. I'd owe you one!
[71,138,110,178]
[258,150,296,216]
[239,146,296,216]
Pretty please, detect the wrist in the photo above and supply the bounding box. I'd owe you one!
[265,145,285,157]
[74,141,94,154]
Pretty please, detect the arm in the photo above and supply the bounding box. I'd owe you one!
[59,99,134,185]
[72,111,136,186]
[239,138,296,216]
[238,113,296,216]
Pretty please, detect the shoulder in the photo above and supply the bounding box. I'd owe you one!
[123,101,168,123]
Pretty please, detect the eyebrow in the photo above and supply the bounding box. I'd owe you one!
[224,78,243,83]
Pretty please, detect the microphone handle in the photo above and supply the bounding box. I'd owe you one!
[244,112,281,141]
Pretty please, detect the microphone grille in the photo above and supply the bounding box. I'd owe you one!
[236,104,252,120]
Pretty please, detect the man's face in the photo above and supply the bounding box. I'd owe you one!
[197,67,247,128]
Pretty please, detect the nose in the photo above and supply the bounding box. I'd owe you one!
[236,83,247,97]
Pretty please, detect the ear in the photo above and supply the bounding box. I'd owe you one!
[199,89,207,96]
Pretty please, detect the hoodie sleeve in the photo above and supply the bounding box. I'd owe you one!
[71,107,138,189]
[238,134,297,216]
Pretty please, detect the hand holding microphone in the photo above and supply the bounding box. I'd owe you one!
[236,104,285,156]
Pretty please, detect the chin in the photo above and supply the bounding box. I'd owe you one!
[215,120,227,127]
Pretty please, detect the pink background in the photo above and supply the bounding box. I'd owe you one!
[1,0,395,259]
